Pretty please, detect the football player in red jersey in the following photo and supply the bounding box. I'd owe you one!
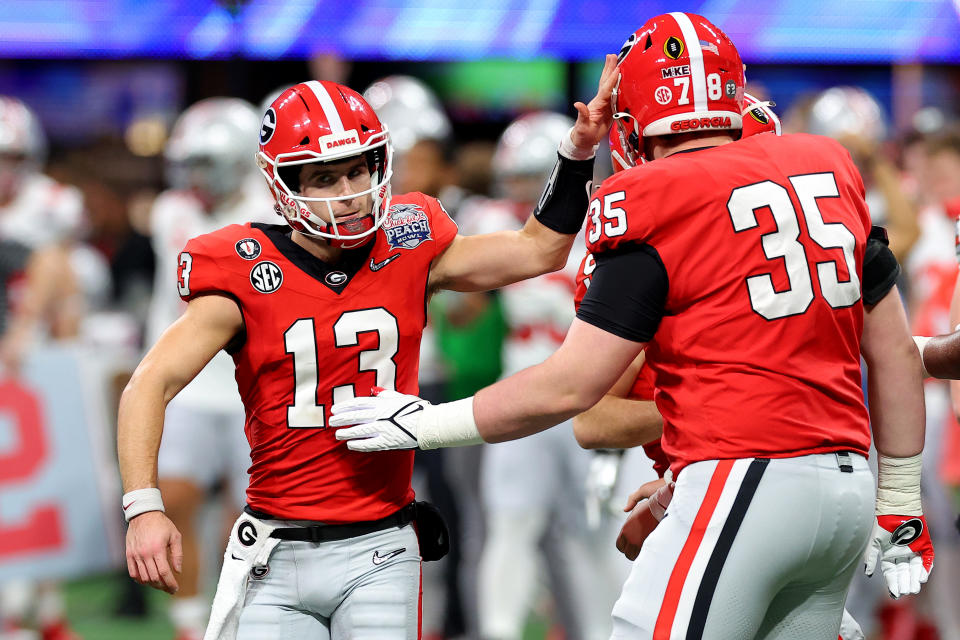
[117,61,619,640]
[332,13,932,639]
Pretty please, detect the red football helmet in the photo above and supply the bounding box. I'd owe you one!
[741,93,781,137]
[611,12,745,167]
[256,81,393,246]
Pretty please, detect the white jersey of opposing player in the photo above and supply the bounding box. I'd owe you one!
[906,204,957,337]
[457,196,582,375]
[0,172,83,248]
[146,175,276,409]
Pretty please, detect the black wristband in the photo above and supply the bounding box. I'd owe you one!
[532,153,595,234]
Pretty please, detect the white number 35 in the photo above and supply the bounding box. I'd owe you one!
[587,190,628,243]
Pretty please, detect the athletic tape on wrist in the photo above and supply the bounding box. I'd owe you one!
[122,487,165,522]
[418,397,483,450]
[558,128,599,161]
[875,454,923,516]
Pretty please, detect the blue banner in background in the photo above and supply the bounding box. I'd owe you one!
[0,0,958,62]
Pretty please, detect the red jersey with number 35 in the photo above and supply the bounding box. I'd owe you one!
[585,133,872,473]
[178,192,458,521]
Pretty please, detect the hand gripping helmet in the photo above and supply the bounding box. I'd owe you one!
[492,111,574,198]
[257,81,392,245]
[611,12,745,167]
[165,97,261,200]
[741,93,781,137]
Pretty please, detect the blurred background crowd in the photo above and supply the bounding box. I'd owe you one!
[1,1,960,640]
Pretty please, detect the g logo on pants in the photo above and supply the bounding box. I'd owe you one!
[238,521,258,547]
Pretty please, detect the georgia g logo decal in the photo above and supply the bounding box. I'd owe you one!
[891,518,924,546]
[237,521,258,547]
[260,108,277,145]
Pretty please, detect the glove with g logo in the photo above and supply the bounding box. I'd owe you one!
[864,515,934,599]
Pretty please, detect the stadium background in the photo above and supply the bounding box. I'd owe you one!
[1,1,960,639]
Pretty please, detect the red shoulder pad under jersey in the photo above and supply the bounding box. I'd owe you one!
[382,192,458,259]
[177,224,255,303]
[573,251,597,310]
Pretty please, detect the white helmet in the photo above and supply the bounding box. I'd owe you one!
[806,86,887,142]
[0,96,47,167]
[493,111,573,182]
[165,97,261,199]
[363,76,451,154]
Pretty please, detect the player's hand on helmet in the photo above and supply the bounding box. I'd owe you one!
[331,389,429,451]
[570,53,620,150]
[125,511,183,594]
[864,514,934,599]
[617,478,674,560]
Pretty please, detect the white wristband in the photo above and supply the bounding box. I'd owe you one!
[912,335,931,378]
[122,487,165,522]
[875,453,923,516]
[418,397,484,450]
[558,127,598,161]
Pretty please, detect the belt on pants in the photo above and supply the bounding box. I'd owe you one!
[243,502,416,543]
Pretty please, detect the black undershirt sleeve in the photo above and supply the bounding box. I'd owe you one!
[575,243,669,342]
[862,225,901,306]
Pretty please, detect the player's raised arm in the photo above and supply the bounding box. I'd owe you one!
[117,293,243,594]
[427,54,619,293]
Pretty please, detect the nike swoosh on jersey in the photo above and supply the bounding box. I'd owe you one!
[372,547,406,565]
[369,253,401,272]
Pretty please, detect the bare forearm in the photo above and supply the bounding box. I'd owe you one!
[434,221,574,293]
[474,363,595,443]
[473,319,641,442]
[117,365,171,492]
[573,395,663,449]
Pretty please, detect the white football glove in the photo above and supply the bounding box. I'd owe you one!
[863,515,934,599]
[330,390,429,451]
[585,450,624,529]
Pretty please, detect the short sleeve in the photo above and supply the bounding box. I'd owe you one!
[177,235,230,303]
[862,225,901,306]
[575,243,668,343]
[426,196,459,258]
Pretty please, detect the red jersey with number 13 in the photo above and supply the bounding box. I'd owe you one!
[585,133,872,473]
[178,193,458,521]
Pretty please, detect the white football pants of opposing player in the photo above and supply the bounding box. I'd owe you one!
[611,452,874,640]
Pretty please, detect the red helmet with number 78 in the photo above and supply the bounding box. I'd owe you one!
[611,12,745,167]
[256,81,393,247]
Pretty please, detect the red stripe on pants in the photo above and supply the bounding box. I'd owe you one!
[653,460,735,639]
